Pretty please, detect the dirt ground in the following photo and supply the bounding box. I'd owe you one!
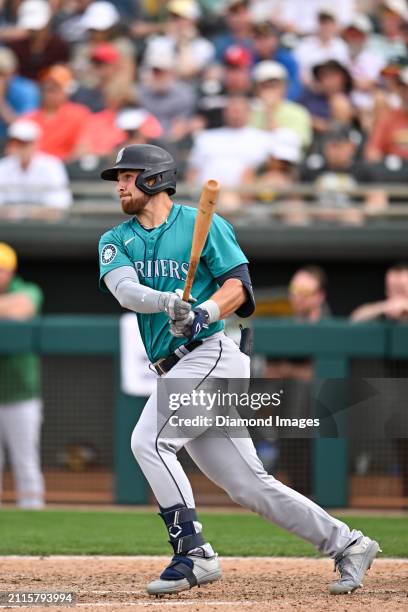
[0,556,406,612]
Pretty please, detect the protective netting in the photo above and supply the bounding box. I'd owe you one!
[3,353,406,508]
[2,355,115,504]
[349,360,408,509]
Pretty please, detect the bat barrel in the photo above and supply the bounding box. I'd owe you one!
[182,179,220,302]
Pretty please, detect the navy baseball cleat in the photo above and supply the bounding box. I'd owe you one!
[147,552,222,595]
[329,536,381,594]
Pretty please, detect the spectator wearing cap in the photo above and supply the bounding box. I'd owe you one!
[298,60,354,133]
[222,45,253,95]
[24,65,90,161]
[301,123,367,182]
[195,45,253,130]
[115,109,163,147]
[213,0,253,61]
[366,66,408,160]
[343,15,385,87]
[143,0,215,81]
[342,14,386,124]
[377,56,408,111]
[250,61,312,148]
[368,0,408,62]
[76,86,138,158]
[244,128,301,186]
[242,128,307,222]
[70,42,121,112]
[78,1,122,42]
[77,84,163,158]
[6,0,70,81]
[251,20,301,101]
[0,119,71,215]
[0,243,45,509]
[73,1,135,92]
[138,50,197,143]
[301,123,384,222]
[0,47,39,140]
[187,95,270,187]
[293,8,349,85]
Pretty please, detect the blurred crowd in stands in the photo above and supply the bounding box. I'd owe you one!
[0,0,407,221]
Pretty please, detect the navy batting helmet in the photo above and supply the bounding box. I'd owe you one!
[101,144,177,195]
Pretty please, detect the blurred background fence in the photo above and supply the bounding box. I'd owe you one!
[1,317,407,510]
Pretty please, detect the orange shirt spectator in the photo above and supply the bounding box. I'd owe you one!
[366,68,408,161]
[79,108,163,156]
[366,108,408,160]
[79,109,126,156]
[25,65,90,161]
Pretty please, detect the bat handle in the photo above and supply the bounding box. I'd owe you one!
[183,258,198,302]
[182,261,197,301]
[182,286,192,302]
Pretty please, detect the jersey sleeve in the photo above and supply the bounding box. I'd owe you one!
[201,213,248,278]
[98,228,134,291]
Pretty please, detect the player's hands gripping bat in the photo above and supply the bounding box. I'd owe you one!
[161,292,192,320]
[169,308,209,339]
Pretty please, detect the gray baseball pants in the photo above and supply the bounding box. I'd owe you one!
[131,332,361,557]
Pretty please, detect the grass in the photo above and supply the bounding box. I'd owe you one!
[0,509,406,557]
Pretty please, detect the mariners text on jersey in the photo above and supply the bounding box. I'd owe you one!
[134,259,189,280]
[98,203,248,363]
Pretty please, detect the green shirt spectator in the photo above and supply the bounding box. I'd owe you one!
[250,100,312,149]
[0,242,44,508]
[0,249,43,403]
[250,60,312,149]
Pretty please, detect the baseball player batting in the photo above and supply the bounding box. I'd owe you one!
[98,144,380,596]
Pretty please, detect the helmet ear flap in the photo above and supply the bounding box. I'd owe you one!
[134,174,157,190]
[135,168,177,196]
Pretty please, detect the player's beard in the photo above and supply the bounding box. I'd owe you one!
[120,191,150,215]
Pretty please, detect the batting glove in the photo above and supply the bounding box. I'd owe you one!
[159,292,192,321]
[174,288,197,304]
[169,307,210,340]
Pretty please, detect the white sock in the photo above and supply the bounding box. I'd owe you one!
[187,521,215,557]
[188,542,215,558]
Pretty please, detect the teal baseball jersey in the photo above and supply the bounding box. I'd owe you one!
[99,203,248,363]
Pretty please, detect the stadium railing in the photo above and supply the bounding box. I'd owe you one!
[1,181,408,219]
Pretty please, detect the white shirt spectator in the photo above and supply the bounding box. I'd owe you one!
[349,48,385,83]
[188,127,270,186]
[144,35,215,76]
[294,35,349,83]
[251,0,356,34]
[0,152,72,208]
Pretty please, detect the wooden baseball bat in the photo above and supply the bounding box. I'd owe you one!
[183,179,220,302]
